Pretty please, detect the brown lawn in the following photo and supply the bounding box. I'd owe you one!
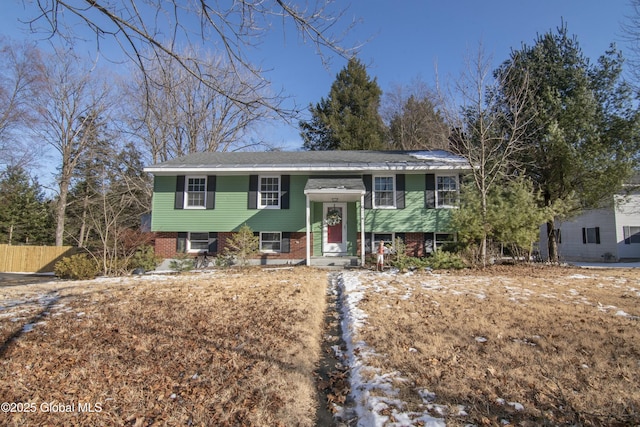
[0,268,328,427]
[1,265,639,426]
[352,265,640,426]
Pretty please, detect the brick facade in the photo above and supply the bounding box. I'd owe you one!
[154,232,179,258]
[153,231,310,261]
[404,233,427,257]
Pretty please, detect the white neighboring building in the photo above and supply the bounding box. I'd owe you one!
[539,187,640,262]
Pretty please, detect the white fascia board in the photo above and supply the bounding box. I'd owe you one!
[304,188,365,195]
[144,164,472,175]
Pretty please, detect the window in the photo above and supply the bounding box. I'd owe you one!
[435,233,456,251]
[188,232,210,252]
[582,227,600,244]
[374,176,395,208]
[436,175,458,208]
[623,226,640,244]
[259,176,280,208]
[260,232,282,252]
[370,233,394,253]
[424,232,457,254]
[186,177,206,208]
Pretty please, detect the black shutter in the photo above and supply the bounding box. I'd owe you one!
[395,174,405,209]
[424,232,434,254]
[177,232,187,253]
[425,174,435,209]
[175,175,185,209]
[363,175,372,209]
[206,176,216,210]
[281,232,291,253]
[582,228,587,244]
[595,227,601,244]
[208,232,218,253]
[248,175,258,209]
[281,175,290,209]
[624,226,631,244]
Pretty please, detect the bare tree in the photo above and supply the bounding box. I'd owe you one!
[381,78,450,150]
[34,49,113,246]
[125,49,277,162]
[26,0,357,118]
[438,45,533,266]
[622,0,640,90]
[0,38,44,168]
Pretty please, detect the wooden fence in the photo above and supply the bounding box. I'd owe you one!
[0,245,77,273]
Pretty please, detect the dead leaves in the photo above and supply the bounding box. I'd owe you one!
[0,269,328,427]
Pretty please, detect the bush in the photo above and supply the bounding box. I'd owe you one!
[169,253,195,272]
[128,245,160,272]
[224,223,259,266]
[54,254,100,280]
[424,250,467,270]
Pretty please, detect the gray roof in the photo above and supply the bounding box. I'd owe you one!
[144,150,470,174]
[304,177,366,192]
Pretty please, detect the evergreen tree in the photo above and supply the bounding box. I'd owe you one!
[496,25,640,262]
[300,58,386,150]
[452,178,550,264]
[0,166,53,245]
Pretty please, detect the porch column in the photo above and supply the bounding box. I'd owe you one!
[360,193,365,267]
[306,194,311,266]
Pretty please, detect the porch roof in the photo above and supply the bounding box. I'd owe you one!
[303,177,365,202]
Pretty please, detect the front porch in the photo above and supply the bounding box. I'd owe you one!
[304,177,366,267]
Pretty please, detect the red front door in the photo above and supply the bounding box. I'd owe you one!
[327,207,343,243]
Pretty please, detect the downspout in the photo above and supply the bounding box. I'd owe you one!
[306,194,311,266]
[360,193,365,267]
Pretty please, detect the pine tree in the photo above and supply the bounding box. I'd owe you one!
[300,57,386,150]
[0,166,53,245]
[496,25,640,262]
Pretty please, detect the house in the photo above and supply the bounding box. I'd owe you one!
[538,181,640,262]
[143,150,471,266]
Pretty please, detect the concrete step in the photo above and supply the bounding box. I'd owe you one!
[310,256,360,268]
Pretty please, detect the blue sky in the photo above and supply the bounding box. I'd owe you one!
[1,1,635,151]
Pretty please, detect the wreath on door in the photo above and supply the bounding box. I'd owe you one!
[325,208,342,226]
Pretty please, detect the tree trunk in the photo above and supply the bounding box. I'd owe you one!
[78,194,89,248]
[481,188,488,268]
[55,177,71,247]
[546,220,558,263]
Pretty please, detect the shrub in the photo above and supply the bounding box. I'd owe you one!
[128,245,160,272]
[224,223,259,266]
[424,250,467,270]
[169,253,195,272]
[54,254,100,280]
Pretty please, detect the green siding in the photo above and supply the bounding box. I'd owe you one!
[362,174,453,232]
[151,175,306,232]
[151,173,454,237]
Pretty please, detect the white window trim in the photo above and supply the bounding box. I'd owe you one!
[260,231,282,253]
[184,176,207,210]
[258,175,281,209]
[370,232,396,254]
[435,175,459,209]
[187,232,211,253]
[372,175,396,209]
